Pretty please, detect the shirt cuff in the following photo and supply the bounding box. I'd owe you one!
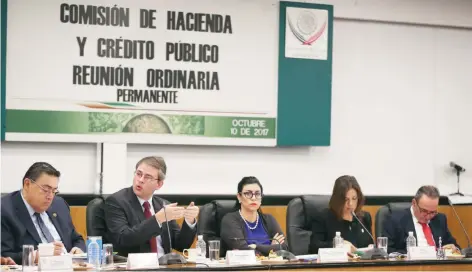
[185,219,197,229]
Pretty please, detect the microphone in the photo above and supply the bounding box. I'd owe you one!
[351,211,388,260]
[447,198,472,258]
[450,162,466,172]
[229,237,297,261]
[157,202,187,265]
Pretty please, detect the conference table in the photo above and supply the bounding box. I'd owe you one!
[84,258,472,271]
[3,258,471,271]
[155,259,472,271]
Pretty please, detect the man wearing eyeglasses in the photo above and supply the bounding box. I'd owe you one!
[105,156,198,257]
[1,162,86,264]
[382,185,460,254]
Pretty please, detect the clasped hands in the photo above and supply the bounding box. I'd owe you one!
[155,202,199,225]
[248,233,285,249]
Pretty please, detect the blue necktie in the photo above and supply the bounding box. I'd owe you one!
[34,213,55,243]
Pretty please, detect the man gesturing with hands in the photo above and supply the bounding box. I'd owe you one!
[105,156,198,257]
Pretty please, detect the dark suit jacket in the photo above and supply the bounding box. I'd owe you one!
[382,208,459,254]
[104,187,196,257]
[309,208,373,254]
[1,191,86,264]
[220,211,289,256]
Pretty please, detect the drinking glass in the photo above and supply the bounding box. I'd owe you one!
[208,240,220,261]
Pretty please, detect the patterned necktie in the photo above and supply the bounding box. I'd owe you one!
[143,201,158,253]
[419,222,436,247]
[34,213,55,243]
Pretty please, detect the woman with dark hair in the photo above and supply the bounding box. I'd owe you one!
[308,175,373,254]
[220,176,288,256]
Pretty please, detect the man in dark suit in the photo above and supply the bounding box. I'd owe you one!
[105,156,198,257]
[1,162,86,264]
[382,185,459,254]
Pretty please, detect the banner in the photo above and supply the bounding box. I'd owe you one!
[4,0,278,146]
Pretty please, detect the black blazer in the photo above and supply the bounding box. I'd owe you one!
[220,211,289,256]
[104,187,196,257]
[1,191,86,264]
[382,208,459,254]
[309,208,373,254]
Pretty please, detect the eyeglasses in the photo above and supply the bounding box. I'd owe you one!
[31,180,59,196]
[416,203,438,216]
[134,170,158,183]
[241,191,263,200]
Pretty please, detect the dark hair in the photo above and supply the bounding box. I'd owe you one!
[135,156,167,181]
[414,185,440,202]
[237,176,263,194]
[329,175,365,219]
[235,176,264,212]
[22,162,61,186]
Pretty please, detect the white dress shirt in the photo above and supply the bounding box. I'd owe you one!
[21,191,62,244]
[410,206,435,247]
[136,196,196,257]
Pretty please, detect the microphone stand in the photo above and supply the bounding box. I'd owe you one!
[448,199,472,258]
[158,205,188,265]
[450,168,464,196]
[351,212,388,260]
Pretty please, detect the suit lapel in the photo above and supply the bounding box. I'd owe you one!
[13,192,42,244]
[429,216,441,246]
[403,209,418,241]
[152,196,170,254]
[128,187,146,222]
[46,209,65,244]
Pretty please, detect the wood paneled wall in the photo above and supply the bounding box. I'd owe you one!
[70,205,472,249]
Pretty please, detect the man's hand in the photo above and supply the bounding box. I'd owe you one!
[155,203,185,224]
[184,202,199,225]
[69,247,84,254]
[0,257,16,265]
[53,241,65,256]
[442,244,460,254]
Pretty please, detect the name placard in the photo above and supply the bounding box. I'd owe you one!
[126,253,159,269]
[39,255,73,271]
[318,248,348,263]
[408,246,437,260]
[225,250,257,265]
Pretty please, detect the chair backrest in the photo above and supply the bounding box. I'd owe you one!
[375,202,411,238]
[286,195,331,255]
[196,200,237,257]
[86,196,109,243]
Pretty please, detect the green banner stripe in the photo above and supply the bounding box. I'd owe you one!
[1,0,7,141]
[101,102,136,107]
[5,109,275,139]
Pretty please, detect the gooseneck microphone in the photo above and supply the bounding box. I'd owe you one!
[447,198,472,258]
[351,211,375,245]
[351,211,388,260]
[450,162,466,196]
[229,237,297,261]
[158,202,188,265]
[450,162,466,172]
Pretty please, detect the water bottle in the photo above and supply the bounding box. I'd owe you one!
[437,236,445,260]
[333,231,344,248]
[87,237,101,268]
[406,231,417,259]
[195,235,207,261]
